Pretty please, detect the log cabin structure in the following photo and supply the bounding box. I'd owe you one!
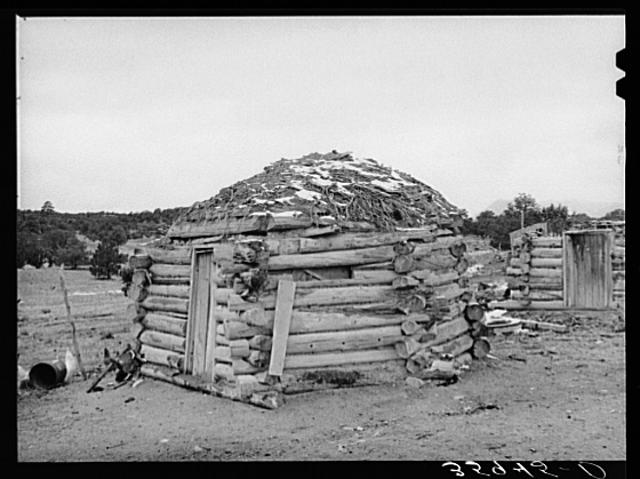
[125,151,495,408]
[497,221,624,311]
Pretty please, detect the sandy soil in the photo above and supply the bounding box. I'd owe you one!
[17,269,626,461]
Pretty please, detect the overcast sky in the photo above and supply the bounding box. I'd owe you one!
[17,15,625,217]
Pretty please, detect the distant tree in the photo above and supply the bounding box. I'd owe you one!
[504,193,542,229]
[16,231,45,268]
[89,240,121,279]
[56,235,88,269]
[601,208,625,221]
[40,201,55,214]
[103,225,128,246]
[540,203,569,234]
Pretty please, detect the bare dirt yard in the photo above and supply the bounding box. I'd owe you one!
[17,269,626,462]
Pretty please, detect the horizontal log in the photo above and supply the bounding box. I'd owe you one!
[529,268,562,278]
[214,346,232,363]
[351,261,394,271]
[242,309,432,335]
[506,267,523,276]
[412,236,465,256]
[141,364,213,391]
[528,283,563,292]
[232,285,398,311]
[147,284,190,299]
[409,255,458,271]
[224,320,270,340]
[285,325,404,354]
[229,339,251,358]
[431,283,464,301]
[142,295,189,314]
[139,330,185,353]
[139,344,184,370]
[351,270,398,282]
[267,245,397,271]
[169,215,319,239]
[432,316,470,343]
[141,313,187,336]
[190,235,223,245]
[531,248,563,258]
[212,308,241,322]
[267,229,437,255]
[149,263,192,278]
[489,300,565,310]
[147,276,190,286]
[511,290,563,301]
[268,276,397,290]
[531,258,562,268]
[614,278,625,291]
[408,270,459,286]
[532,237,562,247]
[283,347,399,370]
[144,247,191,265]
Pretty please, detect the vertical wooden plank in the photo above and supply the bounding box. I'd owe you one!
[192,252,212,375]
[563,233,573,308]
[604,231,613,308]
[184,248,198,373]
[203,255,218,381]
[268,276,296,376]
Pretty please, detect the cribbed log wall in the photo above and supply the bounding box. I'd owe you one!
[498,232,625,310]
[129,229,493,408]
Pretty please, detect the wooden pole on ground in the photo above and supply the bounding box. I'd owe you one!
[59,266,88,380]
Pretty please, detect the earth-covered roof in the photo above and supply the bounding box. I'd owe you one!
[169,151,462,237]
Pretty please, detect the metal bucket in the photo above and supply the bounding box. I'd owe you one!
[29,360,67,389]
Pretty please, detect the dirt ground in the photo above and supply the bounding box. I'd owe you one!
[17,269,626,461]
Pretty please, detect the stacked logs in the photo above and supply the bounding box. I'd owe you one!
[499,234,564,309]
[612,232,625,307]
[126,228,495,406]
[129,247,192,373]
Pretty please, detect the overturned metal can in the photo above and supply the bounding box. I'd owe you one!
[29,360,67,389]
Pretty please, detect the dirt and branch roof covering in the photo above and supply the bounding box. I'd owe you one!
[170,151,462,234]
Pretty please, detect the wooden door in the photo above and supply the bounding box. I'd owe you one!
[563,230,613,309]
[184,249,217,380]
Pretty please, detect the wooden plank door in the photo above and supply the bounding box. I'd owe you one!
[184,249,217,379]
[563,231,613,309]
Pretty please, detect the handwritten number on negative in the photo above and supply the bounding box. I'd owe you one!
[577,462,606,479]
[491,461,507,475]
[442,462,465,477]
[512,463,534,478]
[530,461,559,478]
[465,461,490,477]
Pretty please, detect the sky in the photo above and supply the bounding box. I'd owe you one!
[17,15,625,217]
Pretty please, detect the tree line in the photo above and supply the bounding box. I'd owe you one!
[459,193,624,249]
[17,202,186,277]
[17,197,624,276]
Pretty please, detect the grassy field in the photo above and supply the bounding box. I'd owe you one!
[17,268,133,372]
